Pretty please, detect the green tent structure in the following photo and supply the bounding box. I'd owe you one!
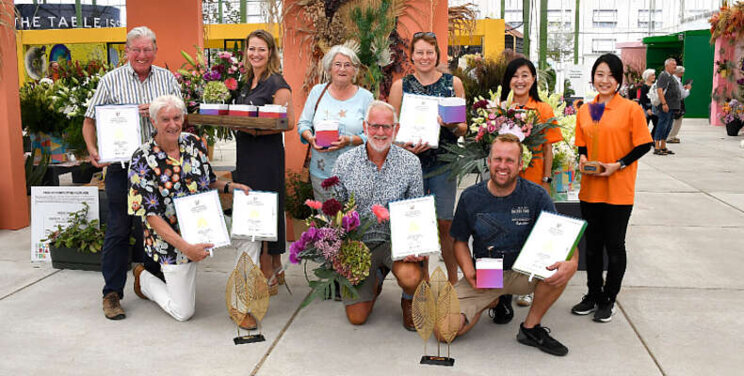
[643,29,714,119]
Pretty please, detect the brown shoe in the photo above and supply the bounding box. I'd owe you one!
[102,292,126,320]
[132,264,148,300]
[401,297,416,332]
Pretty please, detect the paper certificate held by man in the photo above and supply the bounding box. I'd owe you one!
[231,190,278,242]
[396,93,440,148]
[389,195,440,260]
[173,190,231,250]
[512,211,587,280]
[95,104,142,163]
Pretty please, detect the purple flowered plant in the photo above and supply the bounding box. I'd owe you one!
[341,211,360,232]
[589,102,605,123]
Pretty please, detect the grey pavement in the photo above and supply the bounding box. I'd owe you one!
[2,119,743,375]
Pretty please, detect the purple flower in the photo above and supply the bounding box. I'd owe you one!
[472,99,488,110]
[197,175,210,190]
[289,241,305,264]
[144,193,159,210]
[321,176,340,190]
[314,227,342,260]
[589,102,605,123]
[342,211,360,232]
[300,226,318,243]
[737,78,744,85]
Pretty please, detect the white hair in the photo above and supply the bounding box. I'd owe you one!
[664,58,676,66]
[642,69,656,81]
[127,26,157,49]
[675,66,685,74]
[149,95,186,121]
[364,100,398,124]
[322,45,361,82]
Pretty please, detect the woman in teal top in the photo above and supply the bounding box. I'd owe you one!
[298,45,374,202]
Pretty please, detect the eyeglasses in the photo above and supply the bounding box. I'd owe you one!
[413,32,437,39]
[367,123,395,131]
[129,48,155,55]
[333,62,355,70]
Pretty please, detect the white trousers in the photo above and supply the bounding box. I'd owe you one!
[233,239,261,267]
[140,262,197,322]
[668,117,683,140]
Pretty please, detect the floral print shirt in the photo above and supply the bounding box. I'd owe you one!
[127,133,216,265]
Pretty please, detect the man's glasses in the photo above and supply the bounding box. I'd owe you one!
[367,123,395,131]
[129,48,155,55]
[413,32,436,39]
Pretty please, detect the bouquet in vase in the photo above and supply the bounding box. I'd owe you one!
[436,86,559,182]
[289,176,390,307]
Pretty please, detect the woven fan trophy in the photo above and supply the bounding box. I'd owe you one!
[226,252,270,344]
[412,267,459,366]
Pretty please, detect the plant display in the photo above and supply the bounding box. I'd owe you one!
[621,64,644,100]
[202,81,231,103]
[289,176,389,307]
[709,2,744,42]
[19,79,66,135]
[285,170,314,220]
[453,53,511,109]
[720,98,744,124]
[42,202,105,254]
[25,148,50,192]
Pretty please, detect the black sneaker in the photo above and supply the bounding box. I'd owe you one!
[489,295,514,324]
[516,323,569,356]
[593,301,616,323]
[571,295,597,315]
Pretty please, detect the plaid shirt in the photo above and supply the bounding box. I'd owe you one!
[333,145,424,243]
[85,63,181,144]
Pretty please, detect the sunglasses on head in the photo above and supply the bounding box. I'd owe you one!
[413,32,436,39]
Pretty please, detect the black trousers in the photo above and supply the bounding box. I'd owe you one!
[580,201,633,302]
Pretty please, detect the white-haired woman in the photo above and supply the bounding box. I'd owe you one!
[639,68,658,133]
[298,44,374,202]
[128,95,250,321]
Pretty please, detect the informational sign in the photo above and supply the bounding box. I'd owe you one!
[15,4,122,30]
[30,186,99,262]
[566,64,587,98]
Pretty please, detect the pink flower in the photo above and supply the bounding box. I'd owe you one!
[224,77,238,91]
[305,199,322,210]
[371,204,390,223]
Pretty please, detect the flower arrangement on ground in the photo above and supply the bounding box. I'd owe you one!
[289,176,389,307]
[721,99,744,124]
[436,86,559,182]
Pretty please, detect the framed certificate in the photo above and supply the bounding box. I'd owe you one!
[389,195,441,260]
[231,190,278,241]
[396,93,440,148]
[512,211,587,280]
[173,190,231,249]
[95,104,142,163]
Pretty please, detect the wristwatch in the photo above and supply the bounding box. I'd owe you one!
[617,160,627,169]
[542,176,553,183]
[223,182,231,194]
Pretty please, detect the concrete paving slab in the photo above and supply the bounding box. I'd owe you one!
[631,192,744,227]
[624,226,744,289]
[258,286,659,376]
[619,288,744,376]
[635,166,698,193]
[709,192,744,212]
[0,228,57,299]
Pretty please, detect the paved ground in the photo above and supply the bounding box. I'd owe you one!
[1,119,743,375]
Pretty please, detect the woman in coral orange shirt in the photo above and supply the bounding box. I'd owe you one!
[571,53,653,323]
[489,57,563,323]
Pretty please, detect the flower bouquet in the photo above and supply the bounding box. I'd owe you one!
[289,176,389,308]
[434,86,559,182]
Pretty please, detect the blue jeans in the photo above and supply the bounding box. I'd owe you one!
[101,163,152,298]
[422,163,457,221]
[654,107,674,141]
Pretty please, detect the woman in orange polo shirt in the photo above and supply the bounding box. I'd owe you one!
[571,53,653,323]
[489,57,563,323]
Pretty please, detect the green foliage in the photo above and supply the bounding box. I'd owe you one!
[537,66,557,93]
[42,202,106,254]
[452,54,510,108]
[300,263,359,308]
[285,171,314,219]
[25,148,51,190]
[349,0,394,96]
[563,78,575,98]
[19,81,66,135]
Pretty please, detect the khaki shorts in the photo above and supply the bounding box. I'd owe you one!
[455,270,538,323]
[343,242,393,306]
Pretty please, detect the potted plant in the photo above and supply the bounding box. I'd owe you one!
[285,171,314,241]
[43,202,106,271]
[721,99,744,136]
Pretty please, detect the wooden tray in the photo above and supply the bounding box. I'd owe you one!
[187,114,288,130]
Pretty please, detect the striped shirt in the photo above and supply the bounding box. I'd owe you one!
[85,63,182,144]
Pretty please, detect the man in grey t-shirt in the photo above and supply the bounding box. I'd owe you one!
[653,58,680,155]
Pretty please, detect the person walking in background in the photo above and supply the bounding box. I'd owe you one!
[639,69,658,133]
[652,58,681,155]
[667,65,692,144]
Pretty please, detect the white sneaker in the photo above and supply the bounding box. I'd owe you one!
[516,294,533,307]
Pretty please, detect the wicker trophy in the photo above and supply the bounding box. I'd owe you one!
[581,102,606,175]
[226,252,270,344]
[412,267,459,366]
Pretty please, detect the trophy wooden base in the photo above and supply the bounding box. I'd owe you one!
[233,334,265,345]
[420,355,455,366]
[581,161,605,175]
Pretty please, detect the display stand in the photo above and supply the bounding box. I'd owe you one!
[187,114,289,130]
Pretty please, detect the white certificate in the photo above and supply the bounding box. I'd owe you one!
[389,195,441,260]
[512,211,587,280]
[396,93,440,148]
[95,104,142,163]
[231,190,278,242]
[173,190,231,249]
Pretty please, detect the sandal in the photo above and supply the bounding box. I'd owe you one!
[277,270,285,285]
[662,148,675,155]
